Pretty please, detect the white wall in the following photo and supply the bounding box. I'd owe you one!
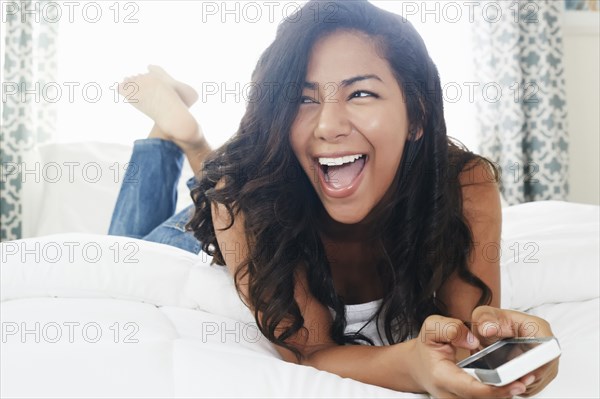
[564,11,600,205]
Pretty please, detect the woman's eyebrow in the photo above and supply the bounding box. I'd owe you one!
[340,74,383,87]
[303,74,383,89]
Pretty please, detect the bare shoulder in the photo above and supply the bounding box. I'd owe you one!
[458,159,502,222]
[211,178,250,272]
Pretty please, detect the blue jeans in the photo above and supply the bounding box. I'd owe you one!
[108,138,202,254]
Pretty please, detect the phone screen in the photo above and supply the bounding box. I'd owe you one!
[461,341,541,370]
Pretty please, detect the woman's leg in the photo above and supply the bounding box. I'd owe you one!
[108,66,210,253]
[108,138,184,239]
[142,178,202,254]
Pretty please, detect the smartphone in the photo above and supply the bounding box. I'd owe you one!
[456,337,561,386]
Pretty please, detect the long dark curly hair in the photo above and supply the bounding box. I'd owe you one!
[188,0,497,360]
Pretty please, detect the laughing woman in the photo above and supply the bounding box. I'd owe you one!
[110,1,558,397]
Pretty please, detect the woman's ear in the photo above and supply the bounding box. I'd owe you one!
[408,126,423,141]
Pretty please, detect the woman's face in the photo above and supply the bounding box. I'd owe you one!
[290,30,411,225]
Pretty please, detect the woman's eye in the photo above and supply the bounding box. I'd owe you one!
[350,90,377,99]
[300,96,317,104]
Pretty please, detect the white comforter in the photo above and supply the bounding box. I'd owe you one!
[1,201,599,398]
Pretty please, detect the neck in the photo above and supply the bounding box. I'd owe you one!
[317,208,376,242]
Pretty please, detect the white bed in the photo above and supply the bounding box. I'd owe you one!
[1,143,599,398]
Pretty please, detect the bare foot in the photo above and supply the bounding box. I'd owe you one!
[118,70,204,151]
[147,65,199,107]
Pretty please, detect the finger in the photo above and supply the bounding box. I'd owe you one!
[519,372,536,388]
[523,359,559,397]
[519,373,539,396]
[440,360,527,398]
[471,306,516,342]
[422,315,479,350]
[472,306,554,339]
[523,376,546,397]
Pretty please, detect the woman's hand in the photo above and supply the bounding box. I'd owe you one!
[409,315,530,398]
[470,306,560,397]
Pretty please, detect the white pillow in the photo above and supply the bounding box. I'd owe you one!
[0,233,253,323]
[9,200,600,317]
[22,141,194,238]
[500,201,600,310]
[1,233,200,306]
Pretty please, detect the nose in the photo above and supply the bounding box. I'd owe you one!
[314,100,351,142]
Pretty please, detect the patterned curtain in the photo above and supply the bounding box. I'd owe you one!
[1,1,58,241]
[473,0,569,204]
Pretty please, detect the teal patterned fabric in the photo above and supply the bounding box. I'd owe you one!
[1,1,58,241]
[473,0,569,204]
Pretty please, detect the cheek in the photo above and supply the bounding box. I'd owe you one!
[371,129,407,179]
[376,146,403,180]
[357,107,409,145]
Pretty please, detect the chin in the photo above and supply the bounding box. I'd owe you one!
[324,206,368,225]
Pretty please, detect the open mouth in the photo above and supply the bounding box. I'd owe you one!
[317,154,367,190]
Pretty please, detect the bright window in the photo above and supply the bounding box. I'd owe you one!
[55,1,479,151]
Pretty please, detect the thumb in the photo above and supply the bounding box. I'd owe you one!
[421,315,480,350]
[471,306,516,343]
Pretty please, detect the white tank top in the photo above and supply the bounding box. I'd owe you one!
[329,299,390,346]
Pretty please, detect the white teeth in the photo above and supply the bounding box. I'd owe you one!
[318,154,363,166]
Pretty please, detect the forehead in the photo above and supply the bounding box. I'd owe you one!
[305,30,392,83]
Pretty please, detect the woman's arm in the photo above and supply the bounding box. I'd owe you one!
[210,198,527,397]
[437,160,559,396]
[211,198,408,385]
[438,160,502,322]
